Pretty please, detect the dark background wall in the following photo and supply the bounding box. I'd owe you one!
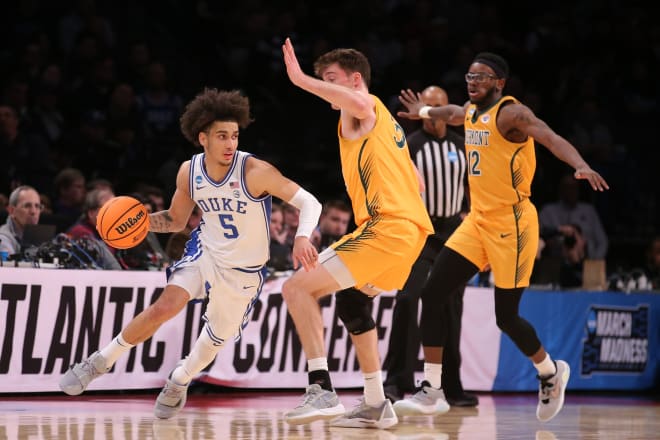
[0,0,656,273]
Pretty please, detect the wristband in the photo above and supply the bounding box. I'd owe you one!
[287,188,322,238]
[418,106,432,119]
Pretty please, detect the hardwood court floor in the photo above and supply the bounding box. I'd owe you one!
[0,390,657,439]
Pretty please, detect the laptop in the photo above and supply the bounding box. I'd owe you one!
[22,224,57,248]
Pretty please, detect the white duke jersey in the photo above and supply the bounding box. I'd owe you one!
[187,151,272,268]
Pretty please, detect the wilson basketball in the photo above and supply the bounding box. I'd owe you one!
[96,196,150,249]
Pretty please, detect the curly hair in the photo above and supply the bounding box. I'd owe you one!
[179,88,253,146]
[313,48,371,88]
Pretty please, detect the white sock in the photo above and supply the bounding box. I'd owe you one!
[363,370,385,406]
[307,357,328,372]
[424,362,443,389]
[99,334,134,367]
[534,353,556,377]
[173,329,223,385]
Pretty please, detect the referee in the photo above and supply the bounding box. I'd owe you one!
[383,85,478,407]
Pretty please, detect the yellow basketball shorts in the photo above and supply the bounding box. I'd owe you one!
[331,216,429,291]
[445,198,539,289]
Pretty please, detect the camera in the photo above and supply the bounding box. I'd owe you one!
[562,233,577,249]
[540,225,580,250]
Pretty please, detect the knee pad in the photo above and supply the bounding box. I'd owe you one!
[335,288,376,335]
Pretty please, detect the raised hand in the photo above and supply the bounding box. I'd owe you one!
[397,88,424,120]
[574,167,610,192]
[282,37,306,88]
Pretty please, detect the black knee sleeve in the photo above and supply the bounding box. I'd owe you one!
[335,288,376,335]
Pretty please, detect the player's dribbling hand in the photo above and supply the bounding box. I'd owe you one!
[397,88,424,120]
[292,236,318,272]
[574,167,610,192]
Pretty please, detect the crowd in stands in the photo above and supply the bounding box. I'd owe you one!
[0,1,657,289]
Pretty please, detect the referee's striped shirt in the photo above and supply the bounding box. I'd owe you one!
[407,128,468,218]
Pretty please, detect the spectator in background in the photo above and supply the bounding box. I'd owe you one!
[282,202,300,248]
[39,193,53,214]
[38,192,71,232]
[539,174,608,260]
[67,187,121,270]
[28,83,66,147]
[120,40,152,94]
[268,202,293,271]
[87,178,114,193]
[1,76,30,121]
[106,83,140,131]
[312,199,352,251]
[135,183,166,212]
[57,0,116,55]
[0,185,42,257]
[0,104,54,194]
[52,167,87,230]
[62,110,120,176]
[137,61,183,151]
[539,223,588,288]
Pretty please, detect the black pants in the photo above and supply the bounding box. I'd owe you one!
[383,215,467,396]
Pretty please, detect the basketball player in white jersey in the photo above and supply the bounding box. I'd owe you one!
[59,89,322,419]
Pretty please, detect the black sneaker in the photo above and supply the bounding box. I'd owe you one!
[383,384,403,403]
[446,392,479,407]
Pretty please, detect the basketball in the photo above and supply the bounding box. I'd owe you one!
[96,196,150,249]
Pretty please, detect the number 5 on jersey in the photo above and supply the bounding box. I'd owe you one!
[219,214,238,238]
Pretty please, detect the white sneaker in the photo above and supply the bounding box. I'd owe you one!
[330,398,398,429]
[59,351,109,395]
[154,374,190,419]
[284,384,345,425]
[536,360,570,422]
[393,381,450,416]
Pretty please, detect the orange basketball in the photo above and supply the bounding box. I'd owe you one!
[96,196,150,249]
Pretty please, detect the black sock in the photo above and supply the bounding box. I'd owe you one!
[308,369,333,392]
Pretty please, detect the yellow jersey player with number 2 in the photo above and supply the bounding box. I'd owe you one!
[397,52,608,423]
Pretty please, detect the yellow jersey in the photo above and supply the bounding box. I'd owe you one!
[338,95,433,233]
[464,96,536,212]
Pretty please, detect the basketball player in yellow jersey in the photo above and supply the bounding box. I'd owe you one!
[281,38,433,429]
[396,52,608,423]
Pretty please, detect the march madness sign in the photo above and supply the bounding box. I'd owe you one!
[582,305,649,375]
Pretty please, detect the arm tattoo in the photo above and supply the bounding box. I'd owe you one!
[149,211,173,233]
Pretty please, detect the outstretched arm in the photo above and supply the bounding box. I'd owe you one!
[282,37,374,120]
[500,104,609,192]
[398,88,466,126]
